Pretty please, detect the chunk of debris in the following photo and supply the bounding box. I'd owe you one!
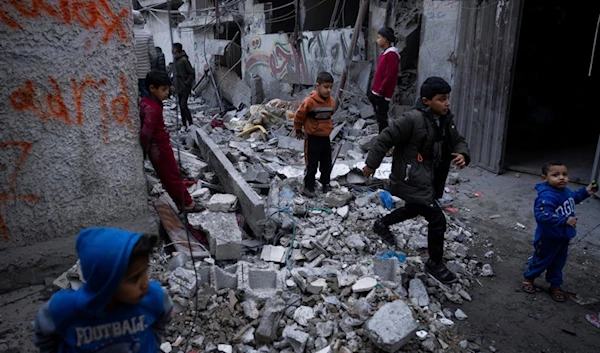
[365,300,419,352]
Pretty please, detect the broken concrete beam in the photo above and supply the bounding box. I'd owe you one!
[366,300,419,352]
[191,127,266,237]
[188,212,242,261]
[213,66,252,109]
[207,194,238,212]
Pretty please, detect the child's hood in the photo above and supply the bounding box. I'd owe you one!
[75,227,143,316]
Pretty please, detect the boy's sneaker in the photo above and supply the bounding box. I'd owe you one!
[322,184,331,193]
[373,219,396,246]
[302,186,317,198]
[425,259,458,284]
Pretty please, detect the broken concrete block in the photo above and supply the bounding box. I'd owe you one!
[260,245,286,263]
[324,192,353,208]
[293,306,315,326]
[366,300,419,352]
[408,278,430,307]
[277,136,304,152]
[242,299,260,320]
[359,103,375,119]
[168,267,198,298]
[373,257,401,282]
[188,212,242,260]
[346,234,366,251]
[213,265,238,290]
[239,262,284,301]
[207,194,238,212]
[244,164,270,184]
[283,326,309,353]
[352,277,377,293]
[255,297,286,343]
[307,278,327,294]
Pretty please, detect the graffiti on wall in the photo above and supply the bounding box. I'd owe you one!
[1,1,136,241]
[243,28,363,86]
[10,74,133,143]
[0,0,129,43]
[0,141,41,241]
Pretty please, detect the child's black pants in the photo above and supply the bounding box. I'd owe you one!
[304,134,332,189]
[381,202,447,262]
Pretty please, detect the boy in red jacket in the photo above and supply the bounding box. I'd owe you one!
[369,27,401,133]
[139,71,203,213]
[294,72,336,198]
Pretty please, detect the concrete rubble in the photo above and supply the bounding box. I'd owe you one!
[52,90,495,352]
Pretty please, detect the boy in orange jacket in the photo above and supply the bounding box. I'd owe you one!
[294,72,336,198]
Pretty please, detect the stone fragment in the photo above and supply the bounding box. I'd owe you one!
[365,300,419,352]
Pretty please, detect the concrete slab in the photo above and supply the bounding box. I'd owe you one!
[188,212,242,261]
[191,127,266,237]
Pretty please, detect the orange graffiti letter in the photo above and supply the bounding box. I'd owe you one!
[7,0,58,19]
[72,0,101,29]
[10,80,45,119]
[98,0,129,43]
[59,0,71,23]
[46,77,71,124]
[0,3,22,29]
[111,75,132,131]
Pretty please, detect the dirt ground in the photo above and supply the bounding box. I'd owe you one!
[1,166,599,353]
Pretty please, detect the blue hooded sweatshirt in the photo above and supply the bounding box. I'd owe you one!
[33,227,173,353]
[533,182,590,242]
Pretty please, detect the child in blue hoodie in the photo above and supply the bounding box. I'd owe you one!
[522,162,597,302]
[33,227,173,352]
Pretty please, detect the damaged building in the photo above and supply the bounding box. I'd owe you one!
[136,0,423,109]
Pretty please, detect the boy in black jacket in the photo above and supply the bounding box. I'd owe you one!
[363,77,471,284]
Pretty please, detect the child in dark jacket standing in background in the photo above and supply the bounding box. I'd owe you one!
[522,162,597,302]
[294,72,336,198]
[369,27,401,133]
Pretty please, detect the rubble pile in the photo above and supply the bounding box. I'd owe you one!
[53,91,496,352]
[141,186,495,353]
[126,90,496,352]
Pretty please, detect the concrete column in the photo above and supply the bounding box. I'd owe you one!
[0,0,150,250]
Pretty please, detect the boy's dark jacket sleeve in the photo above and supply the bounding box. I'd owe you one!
[448,117,471,165]
[366,114,414,169]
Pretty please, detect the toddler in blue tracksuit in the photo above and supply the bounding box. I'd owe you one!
[33,227,173,352]
[522,162,597,302]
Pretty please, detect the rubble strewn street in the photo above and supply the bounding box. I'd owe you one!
[54,93,502,353]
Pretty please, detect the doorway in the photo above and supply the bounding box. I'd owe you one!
[504,1,600,184]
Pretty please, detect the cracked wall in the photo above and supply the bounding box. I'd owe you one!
[0,0,149,249]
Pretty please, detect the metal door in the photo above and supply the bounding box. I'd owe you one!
[452,0,523,173]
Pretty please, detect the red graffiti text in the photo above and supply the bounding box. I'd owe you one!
[0,0,129,44]
[0,141,41,241]
[10,74,133,143]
